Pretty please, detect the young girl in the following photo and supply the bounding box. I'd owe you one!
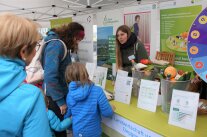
[64,63,114,137]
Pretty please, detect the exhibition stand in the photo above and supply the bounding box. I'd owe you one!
[102,80,207,137]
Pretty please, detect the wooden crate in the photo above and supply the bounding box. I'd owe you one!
[155,51,175,65]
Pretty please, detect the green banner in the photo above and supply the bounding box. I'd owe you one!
[160,5,202,71]
[50,17,72,28]
[108,35,116,63]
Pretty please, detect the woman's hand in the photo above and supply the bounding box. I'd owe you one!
[59,104,67,115]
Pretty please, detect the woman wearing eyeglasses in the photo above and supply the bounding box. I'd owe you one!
[0,13,51,137]
[42,22,85,137]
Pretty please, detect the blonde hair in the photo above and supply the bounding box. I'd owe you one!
[115,25,131,69]
[65,63,91,86]
[0,13,41,58]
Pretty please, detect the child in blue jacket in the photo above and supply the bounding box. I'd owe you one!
[43,94,72,137]
[64,63,114,137]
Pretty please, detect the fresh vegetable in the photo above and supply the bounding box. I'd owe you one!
[164,66,177,79]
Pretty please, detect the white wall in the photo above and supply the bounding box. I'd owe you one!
[37,21,51,28]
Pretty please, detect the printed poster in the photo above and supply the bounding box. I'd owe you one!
[124,12,151,56]
[97,26,113,79]
[160,5,202,71]
[96,9,124,34]
[168,89,199,131]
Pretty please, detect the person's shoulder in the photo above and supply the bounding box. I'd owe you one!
[91,84,104,95]
[46,39,64,47]
[18,84,43,99]
[92,84,102,90]
[45,39,65,53]
[135,40,144,47]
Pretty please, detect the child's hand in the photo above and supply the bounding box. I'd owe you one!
[191,75,201,84]
[198,99,207,115]
[111,104,116,111]
[198,107,207,115]
[59,104,67,115]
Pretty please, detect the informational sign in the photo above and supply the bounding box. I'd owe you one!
[160,5,202,71]
[50,17,72,28]
[116,69,128,77]
[94,66,108,89]
[85,62,96,81]
[97,9,124,34]
[97,26,113,66]
[168,89,199,131]
[137,80,160,112]
[97,26,113,79]
[102,114,162,137]
[114,75,133,104]
[73,14,94,63]
[96,9,123,79]
[108,35,116,63]
[187,8,207,83]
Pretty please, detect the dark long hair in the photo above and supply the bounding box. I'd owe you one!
[51,22,84,52]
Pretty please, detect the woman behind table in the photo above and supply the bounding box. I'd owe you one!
[0,13,51,137]
[42,22,84,137]
[116,25,148,75]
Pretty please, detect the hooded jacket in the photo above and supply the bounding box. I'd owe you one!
[0,57,51,137]
[43,31,72,106]
[47,109,72,136]
[65,82,113,137]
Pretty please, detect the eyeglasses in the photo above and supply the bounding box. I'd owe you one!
[35,41,41,52]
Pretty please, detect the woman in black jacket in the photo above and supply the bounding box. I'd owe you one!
[115,25,148,75]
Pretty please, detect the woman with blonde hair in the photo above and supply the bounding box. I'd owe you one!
[116,25,148,76]
[0,13,51,137]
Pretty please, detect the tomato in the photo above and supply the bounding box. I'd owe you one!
[140,59,150,65]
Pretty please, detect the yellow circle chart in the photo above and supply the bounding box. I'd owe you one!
[191,30,200,39]
[189,46,199,55]
[198,15,207,24]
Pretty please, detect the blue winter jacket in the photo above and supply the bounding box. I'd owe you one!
[47,110,71,136]
[43,31,71,106]
[65,82,114,137]
[0,57,51,137]
[47,109,71,131]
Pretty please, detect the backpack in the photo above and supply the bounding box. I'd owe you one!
[26,39,67,84]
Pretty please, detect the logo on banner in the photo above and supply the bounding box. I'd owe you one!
[103,15,119,25]
[87,16,92,23]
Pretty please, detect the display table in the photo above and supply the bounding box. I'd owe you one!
[102,80,207,137]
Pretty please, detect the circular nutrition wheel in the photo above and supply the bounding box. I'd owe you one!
[187,8,207,83]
